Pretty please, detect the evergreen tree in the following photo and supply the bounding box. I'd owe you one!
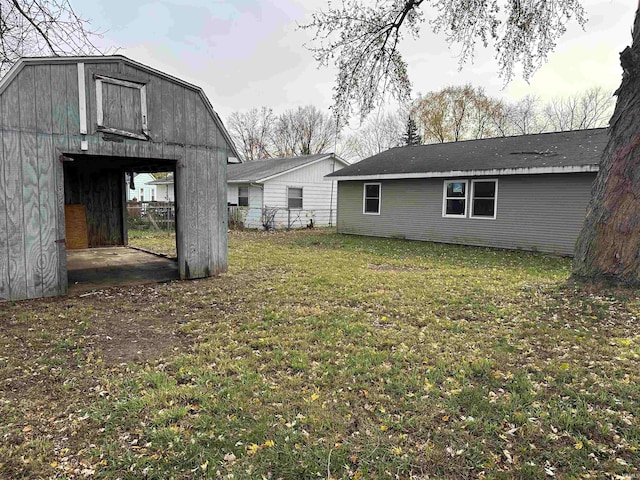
[402,116,421,146]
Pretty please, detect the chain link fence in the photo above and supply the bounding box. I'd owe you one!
[126,203,334,232]
[229,206,335,230]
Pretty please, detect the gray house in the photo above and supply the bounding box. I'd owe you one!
[326,129,607,255]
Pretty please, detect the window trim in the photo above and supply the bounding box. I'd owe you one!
[363,182,381,215]
[95,74,149,140]
[442,179,468,218]
[237,185,249,207]
[287,186,304,210]
[470,179,498,220]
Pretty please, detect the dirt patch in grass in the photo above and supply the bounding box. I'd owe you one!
[76,293,194,365]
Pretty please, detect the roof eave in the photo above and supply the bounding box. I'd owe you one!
[326,164,600,181]
[229,154,348,184]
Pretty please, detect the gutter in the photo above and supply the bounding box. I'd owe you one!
[325,164,600,181]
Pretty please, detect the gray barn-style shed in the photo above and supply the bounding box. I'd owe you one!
[0,56,239,301]
[327,129,607,255]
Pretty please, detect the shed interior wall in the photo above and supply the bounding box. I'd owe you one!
[64,164,125,247]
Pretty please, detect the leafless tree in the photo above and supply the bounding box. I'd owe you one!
[343,112,404,161]
[508,95,549,135]
[227,107,274,161]
[0,0,103,76]
[227,105,337,160]
[543,86,614,131]
[271,105,337,157]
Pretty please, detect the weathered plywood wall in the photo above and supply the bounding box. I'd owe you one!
[64,165,123,247]
[0,57,234,300]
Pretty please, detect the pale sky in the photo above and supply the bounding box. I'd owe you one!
[78,0,637,122]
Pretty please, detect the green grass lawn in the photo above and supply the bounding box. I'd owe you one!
[128,229,177,257]
[1,230,639,479]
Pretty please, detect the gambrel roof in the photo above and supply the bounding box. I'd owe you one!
[327,128,607,180]
[0,55,241,160]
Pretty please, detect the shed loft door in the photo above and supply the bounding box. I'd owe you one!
[95,75,149,140]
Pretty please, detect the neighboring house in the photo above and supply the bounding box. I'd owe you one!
[146,173,176,202]
[126,172,157,202]
[326,129,608,256]
[228,154,350,229]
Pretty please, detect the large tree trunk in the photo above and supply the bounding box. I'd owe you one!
[572,7,640,286]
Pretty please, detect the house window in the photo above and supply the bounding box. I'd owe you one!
[288,187,303,209]
[471,180,498,219]
[442,180,468,217]
[95,74,148,140]
[238,186,249,207]
[363,183,381,215]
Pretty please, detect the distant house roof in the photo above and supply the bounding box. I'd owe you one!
[228,153,349,183]
[147,173,173,185]
[327,129,607,181]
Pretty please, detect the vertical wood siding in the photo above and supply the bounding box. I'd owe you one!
[64,166,124,246]
[0,60,232,300]
[0,104,8,299]
[337,174,595,255]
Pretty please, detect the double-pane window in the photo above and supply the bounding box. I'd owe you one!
[471,180,497,218]
[363,183,381,214]
[443,180,467,217]
[288,187,303,209]
[238,186,249,207]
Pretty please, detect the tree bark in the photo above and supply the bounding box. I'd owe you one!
[572,7,640,285]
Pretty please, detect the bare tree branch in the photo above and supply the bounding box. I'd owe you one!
[303,0,587,122]
[227,105,338,161]
[0,0,104,76]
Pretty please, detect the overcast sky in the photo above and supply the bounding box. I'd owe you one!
[78,0,637,122]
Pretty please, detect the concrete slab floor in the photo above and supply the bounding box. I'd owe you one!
[67,247,179,295]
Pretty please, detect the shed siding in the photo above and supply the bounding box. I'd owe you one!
[337,173,595,255]
[0,59,233,300]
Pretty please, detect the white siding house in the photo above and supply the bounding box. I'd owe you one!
[125,173,157,202]
[147,174,176,202]
[227,154,349,229]
[227,183,263,227]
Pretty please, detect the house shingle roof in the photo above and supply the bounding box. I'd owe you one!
[327,129,607,179]
[228,154,345,183]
